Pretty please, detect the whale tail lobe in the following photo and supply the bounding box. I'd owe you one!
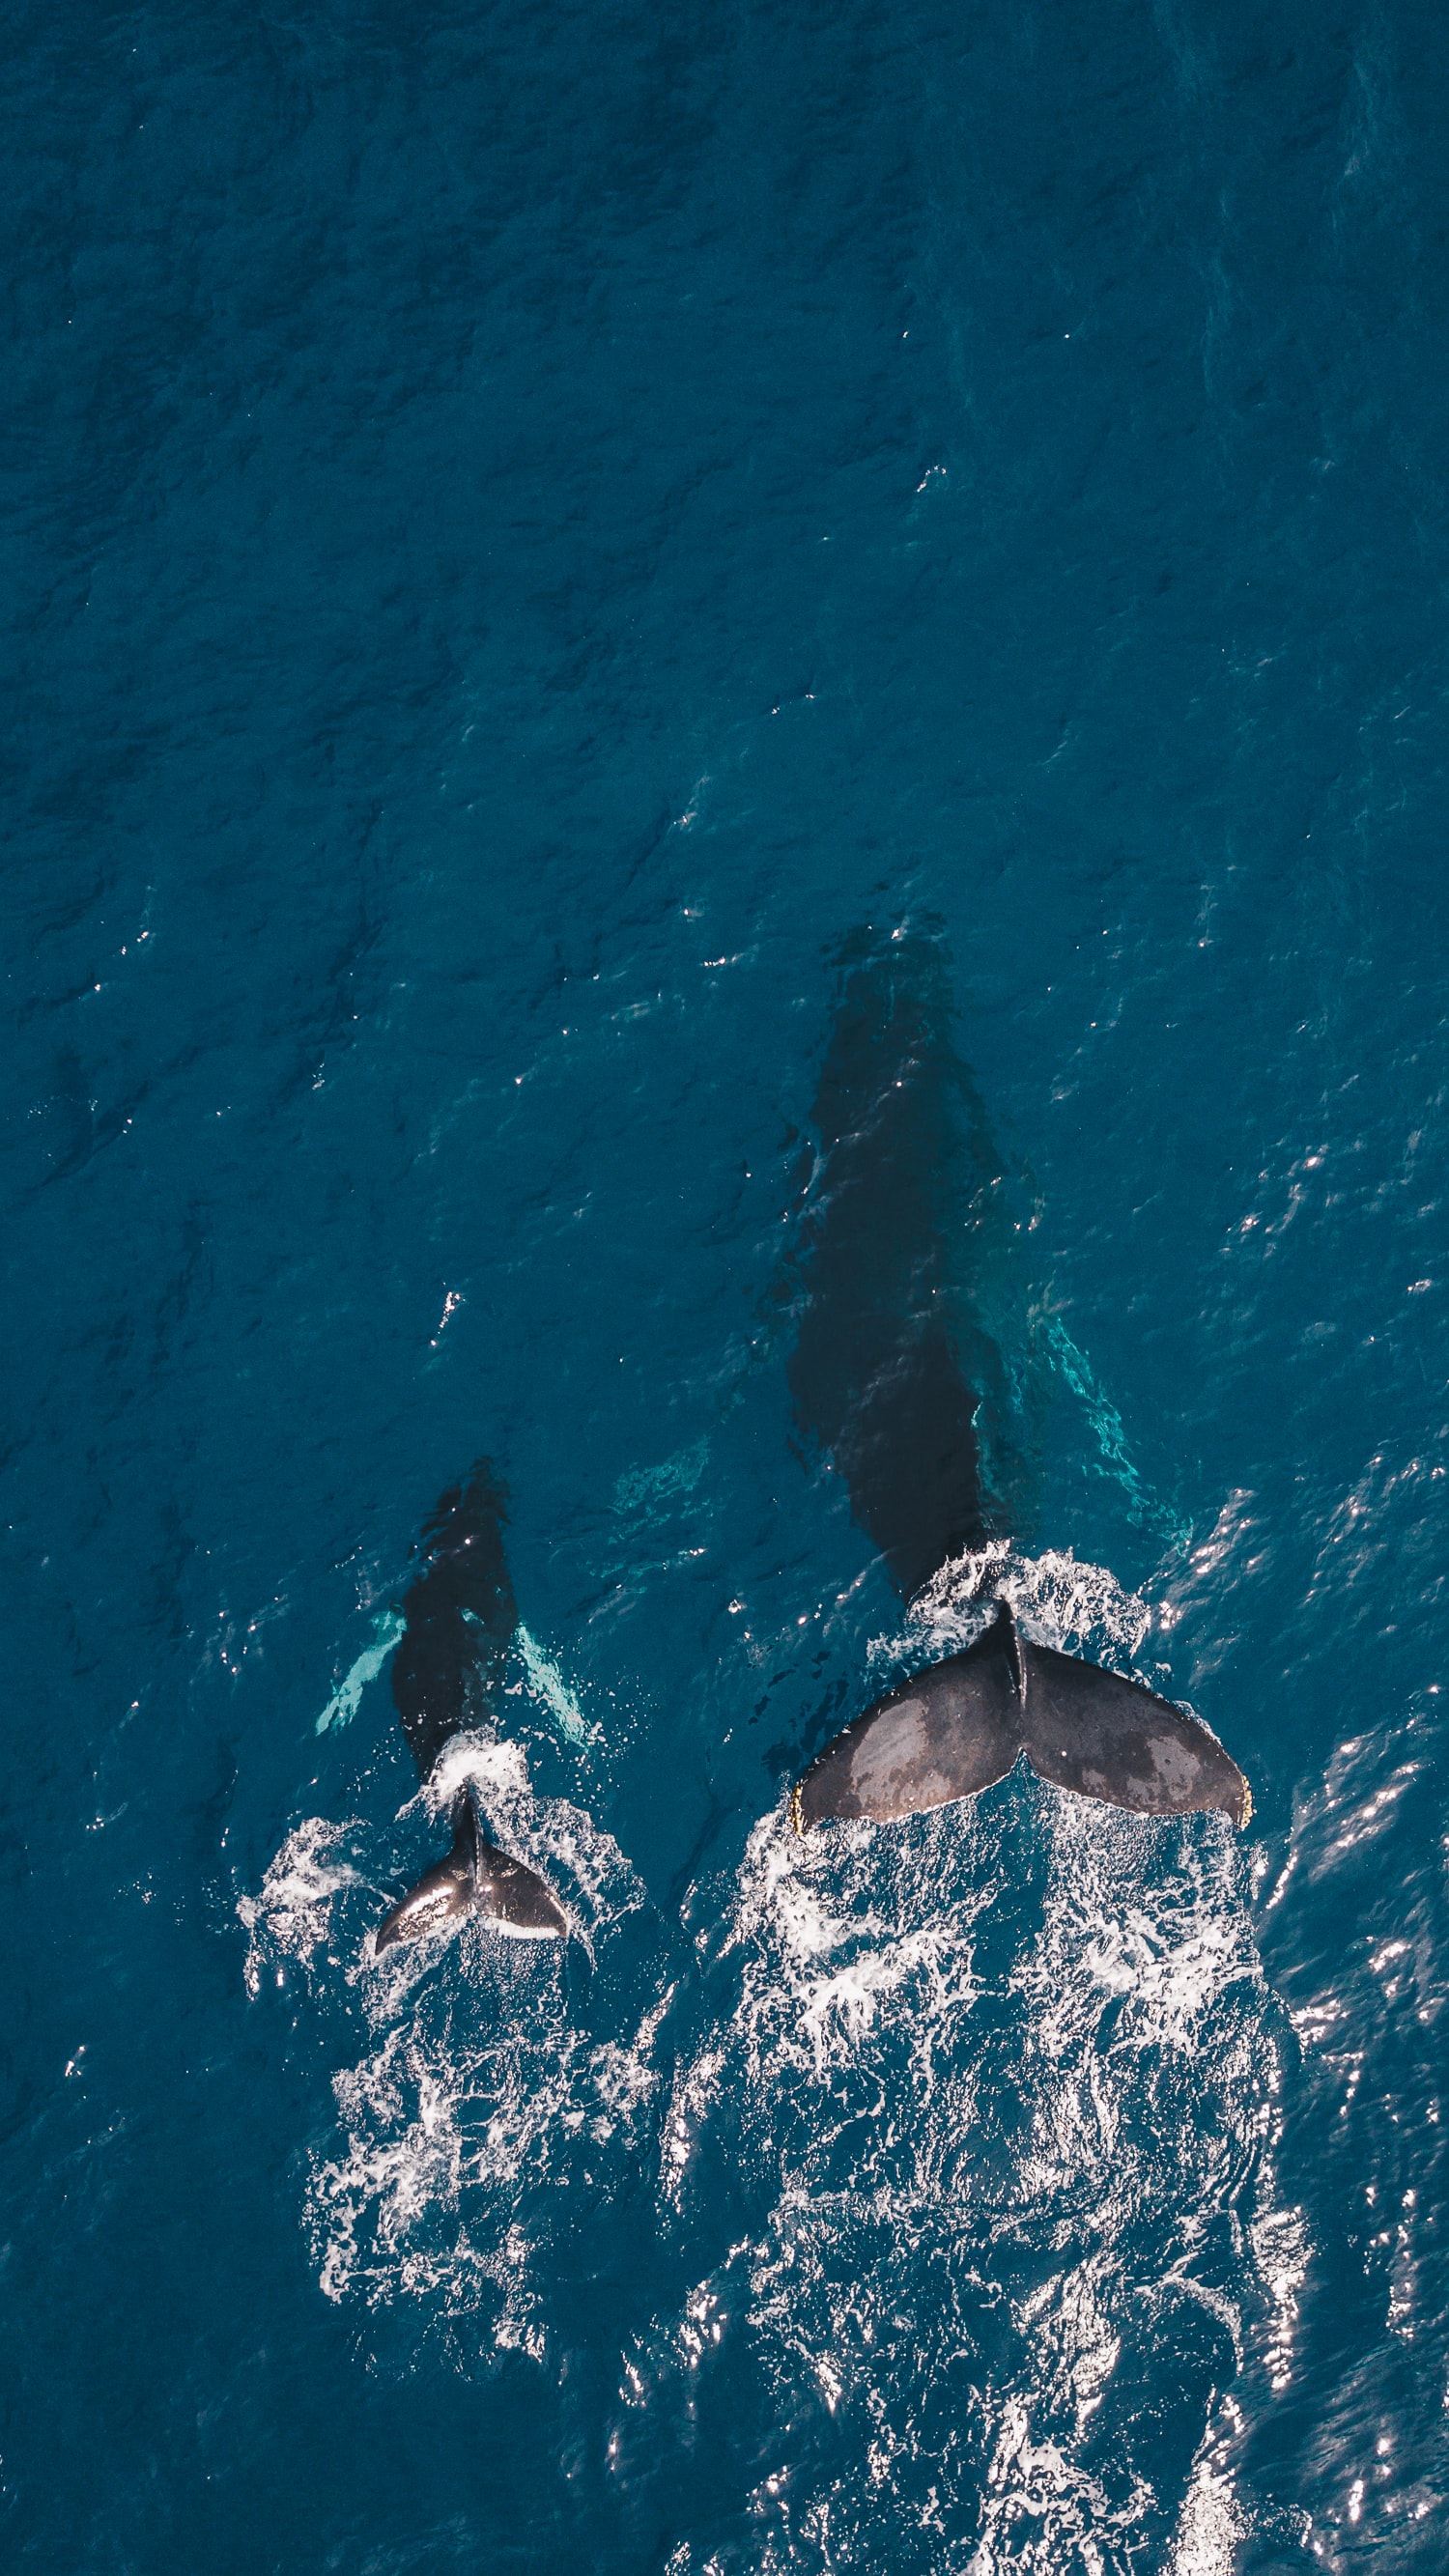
[794,1600,1249,1833]
[373,1794,568,1953]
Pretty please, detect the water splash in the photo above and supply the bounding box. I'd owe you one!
[908,1537,1160,1670]
[242,1741,653,2342]
[307,1969,667,2329]
[639,1553,1297,2571]
[250,1548,1302,2562]
[237,1817,365,1997]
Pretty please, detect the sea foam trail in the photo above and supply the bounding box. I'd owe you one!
[639,1553,1300,2575]
[242,1554,1299,2562]
[238,1817,365,2000]
[241,1738,654,2346]
[308,1955,666,2339]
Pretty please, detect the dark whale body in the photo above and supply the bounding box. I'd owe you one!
[374,1464,567,1951]
[789,928,1249,1834]
[786,925,1018,1599]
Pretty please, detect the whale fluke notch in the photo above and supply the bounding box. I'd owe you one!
[794,1601,1249,1833]
[374,1794,567,1953]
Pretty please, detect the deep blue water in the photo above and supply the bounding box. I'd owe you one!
[6,1,1449,2565]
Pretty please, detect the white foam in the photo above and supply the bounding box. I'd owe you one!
[906,1539,1157,1675]
[410,1730,639,1944]
[253,1544,1297,2564]
[1167,2431,1250,2576]
[643,1547,1298,2568]
[261,1743,653,2340]
[237,1817,365,1997]
[307,1949,667,2327]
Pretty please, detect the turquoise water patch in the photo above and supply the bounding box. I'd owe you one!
[613,1436,711,1519]
[314,1613,589,1753]
[315,1611,407,1736]
[514,1625,591,1750]
[1040,1317,1190,1551]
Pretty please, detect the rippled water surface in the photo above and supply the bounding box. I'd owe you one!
[6,2,1449,2567]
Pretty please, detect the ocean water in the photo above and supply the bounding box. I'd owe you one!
[5,1,1449,2567]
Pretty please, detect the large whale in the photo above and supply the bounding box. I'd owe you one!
[374,1463,568,1951]
[787,926,1250,1834]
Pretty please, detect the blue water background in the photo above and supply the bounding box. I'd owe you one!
[5,2,1449,2565]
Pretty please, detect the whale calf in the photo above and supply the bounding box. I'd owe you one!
[374,1463,568,1951]
[787,926,1249,1833]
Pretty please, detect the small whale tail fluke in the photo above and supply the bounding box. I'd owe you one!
[374,1795,569,1954]
[794,1599,1250,1834]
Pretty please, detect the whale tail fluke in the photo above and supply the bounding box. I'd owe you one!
[374,1795,568,1954]
[1015,1631,1251,1827]
[794,1599,1249,1834]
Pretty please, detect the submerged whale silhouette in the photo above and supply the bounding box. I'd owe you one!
[787,927,1250,1834]
[374,1464,568,1952]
